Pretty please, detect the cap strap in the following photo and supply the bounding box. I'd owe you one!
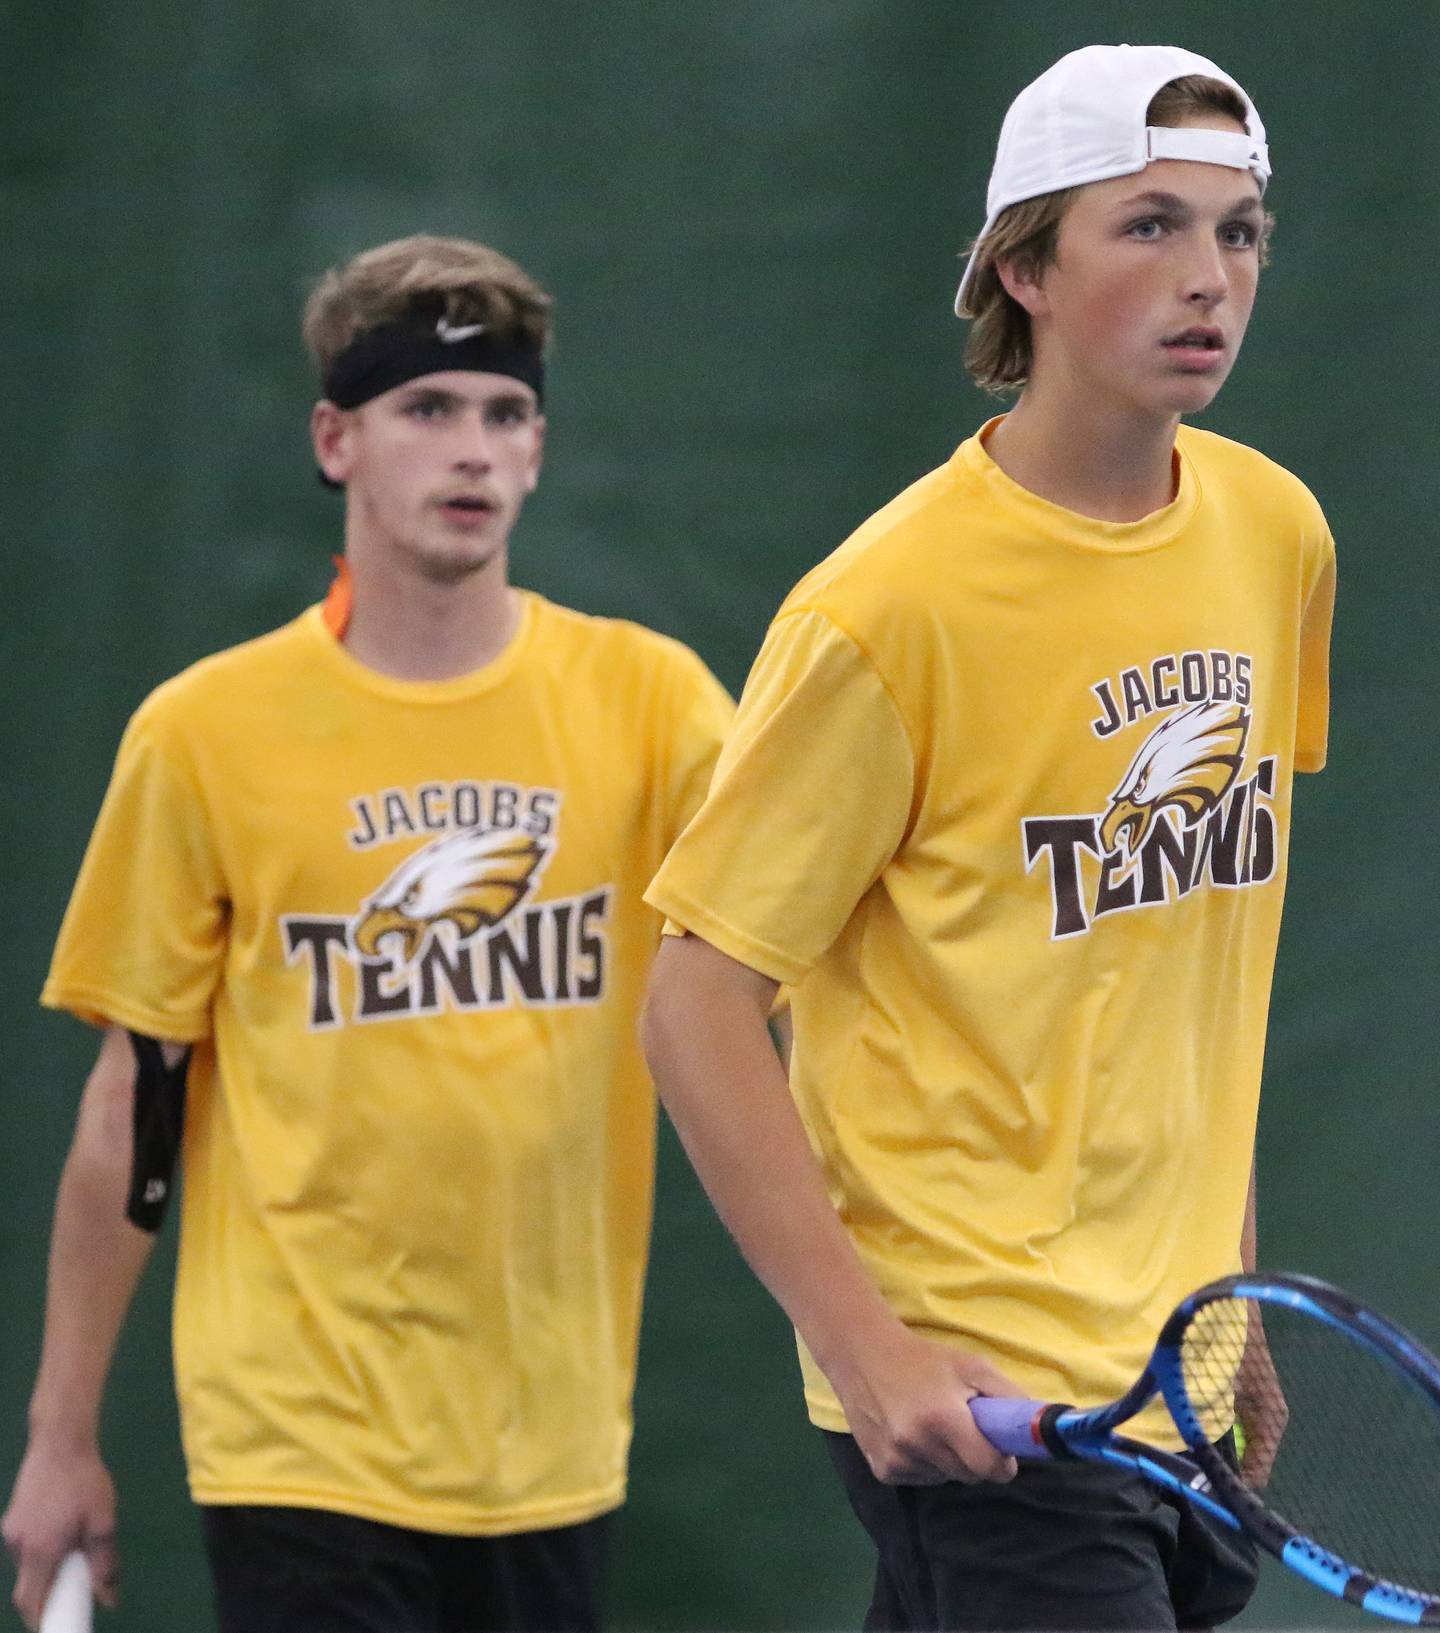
[1145,126,1269,178]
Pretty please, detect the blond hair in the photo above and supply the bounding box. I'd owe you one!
[301,234,552,378]
[961,76,1267,393]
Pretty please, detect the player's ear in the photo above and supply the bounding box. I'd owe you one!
[312,399,355,485]
[995,252,1049,319]
[524,413,546,495]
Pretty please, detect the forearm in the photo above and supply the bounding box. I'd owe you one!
[4,1030,169,1625]
[643,937,902,1388]
[27,1032,159,1447]
[28,1158,155,1446]
[644,934,1021,1486]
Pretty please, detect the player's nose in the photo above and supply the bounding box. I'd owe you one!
[451,415,497,472]
[1181,232,1228,306]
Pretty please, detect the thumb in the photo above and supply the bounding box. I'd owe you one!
[959,1356,1028,1400]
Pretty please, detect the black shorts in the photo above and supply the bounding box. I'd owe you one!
[824,1430,1258,1632]
[201,1503,612,1633]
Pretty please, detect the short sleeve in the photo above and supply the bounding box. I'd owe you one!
[660,648,735,846]
[1295,532,1336,774]
[645,609,915,983]
[41,701,228,1040]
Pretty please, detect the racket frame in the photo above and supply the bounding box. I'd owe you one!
[972,1270,1440,1623]
[1155,1272,1440,1626]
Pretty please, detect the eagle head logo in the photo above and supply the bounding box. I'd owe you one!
[1099,700,1250,858]
[352,827,551,963]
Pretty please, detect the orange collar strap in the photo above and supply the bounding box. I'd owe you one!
[321,556,353,638]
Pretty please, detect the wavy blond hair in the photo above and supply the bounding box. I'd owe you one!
[301,234,552,377]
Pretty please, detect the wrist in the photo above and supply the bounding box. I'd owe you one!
[810,1301,916,1401]
[27,1397,101,1454]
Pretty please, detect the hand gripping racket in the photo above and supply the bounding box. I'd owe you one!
[971,1272,1440,1624]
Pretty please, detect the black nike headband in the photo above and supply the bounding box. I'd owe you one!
[322,309,546,410]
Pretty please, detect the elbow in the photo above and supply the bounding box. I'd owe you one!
[642,933,779,1090]
[67,1033,137,1179]
[642,935,721,1096]
[66,1093,133,1193]
[640,952,681,1085]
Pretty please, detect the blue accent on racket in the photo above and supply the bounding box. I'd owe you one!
[970,1272,1440,1624]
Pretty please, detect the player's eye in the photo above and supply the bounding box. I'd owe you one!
[486,401,533,428]
[1126,217,1166,241]
[1220,220,1258,249]
[405,396,451,420]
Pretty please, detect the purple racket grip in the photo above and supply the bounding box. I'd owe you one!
[969,1396,1054,1459]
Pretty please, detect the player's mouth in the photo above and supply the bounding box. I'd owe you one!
[435,493,499,525]
[1160,326,1226,371]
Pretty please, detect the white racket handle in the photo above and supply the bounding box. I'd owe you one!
[40,1551,92,1633]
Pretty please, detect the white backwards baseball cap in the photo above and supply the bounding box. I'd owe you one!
[954,44,1269,315]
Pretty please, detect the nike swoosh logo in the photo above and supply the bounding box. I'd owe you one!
[436,317,487,342]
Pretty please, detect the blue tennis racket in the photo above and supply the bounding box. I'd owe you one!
[971,1272,1440,1624]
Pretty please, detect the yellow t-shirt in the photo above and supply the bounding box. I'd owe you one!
[647,420,1335,1440]
[44,591,733,1534]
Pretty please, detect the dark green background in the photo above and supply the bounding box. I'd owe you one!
[4,2,1436,1628]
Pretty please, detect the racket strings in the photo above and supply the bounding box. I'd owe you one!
[1180,1296,1440,1598]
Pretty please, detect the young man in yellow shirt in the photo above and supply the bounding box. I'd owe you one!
[644,46,1334,1632]
[4,235,732,1632]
